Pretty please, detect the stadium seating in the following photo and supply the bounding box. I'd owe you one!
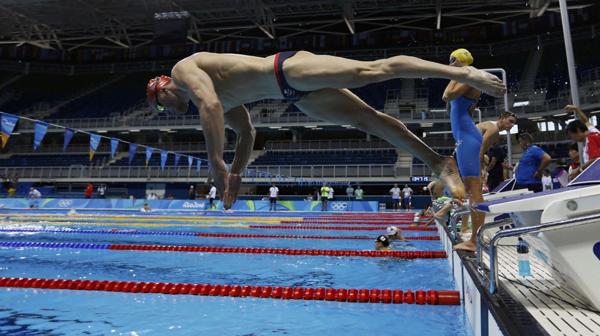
[252,149,397,166]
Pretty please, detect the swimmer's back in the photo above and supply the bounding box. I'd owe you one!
[173,52,280,108]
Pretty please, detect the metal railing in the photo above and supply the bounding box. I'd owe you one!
[478,213,600,295]
[264,139,393,151]
[0,164,396,180]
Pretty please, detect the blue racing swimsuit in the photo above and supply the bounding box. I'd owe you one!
[450,96,482,177]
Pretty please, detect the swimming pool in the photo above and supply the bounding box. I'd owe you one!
[0,211,472,336]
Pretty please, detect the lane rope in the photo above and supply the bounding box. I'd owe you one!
[249,225,437,231]
[0,241,446,258]
[0,229,440,240]
[0,277,460,305]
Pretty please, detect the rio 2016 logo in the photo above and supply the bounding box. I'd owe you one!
[182,202,206,209]
[594,242,600,261]
[57,200,73,208]
[331,202,348,211]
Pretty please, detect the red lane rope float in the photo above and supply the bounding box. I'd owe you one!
[0,277,460,305]
[0,229,439,240]
[280,221,420,225]
[0,241,446,258]
[250,225,437,231]
[107,244,446,258]
[196,233,440,241]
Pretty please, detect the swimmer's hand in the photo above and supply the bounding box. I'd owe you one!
[211,162,229,202]
[223,173,242,210]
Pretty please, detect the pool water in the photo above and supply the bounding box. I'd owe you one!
[0,212,472,336]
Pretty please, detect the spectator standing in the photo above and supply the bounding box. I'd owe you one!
[28,187,41,199]
[514,133,552,192]
[98,184,107,198]
[7,176,17,198]
[354,185,364,200]
[320,184,330,211]
[389,184,401,210]
[345,184,354,201]
[84,183,94,199]
[188,185,196,200]
[269,183,279,211]
[327,185,334,201]
[401,184,413,210]
[208,184,217,209]
[565,105,600,167]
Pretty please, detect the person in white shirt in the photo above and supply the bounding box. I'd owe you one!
[327,186,334,201]
[401,184,413,210]
[28,187,41,199]
[541,169,553,191]
[208,184,217,209]
[98,185,106,198]
[389,184,401,210]
[269,183,279,211]
[345,184,354,201]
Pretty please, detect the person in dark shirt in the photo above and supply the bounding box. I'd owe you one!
[485,144,506,191]
[514,133,552,192]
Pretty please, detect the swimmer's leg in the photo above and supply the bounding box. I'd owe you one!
[295,88,465,198]
[453,176,484,252]
[284,51,506,97]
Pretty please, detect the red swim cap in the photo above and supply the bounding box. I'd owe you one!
[146,75,172,112]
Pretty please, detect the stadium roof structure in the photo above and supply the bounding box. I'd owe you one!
[0,0,595,51]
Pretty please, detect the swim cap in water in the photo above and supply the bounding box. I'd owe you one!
[376,235,390,247]
[386,226,399,236]
[449,48,473,66]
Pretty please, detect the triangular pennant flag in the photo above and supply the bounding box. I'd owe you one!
[128,143,137,165]
[196,158,202,172]
[160,150,168,171]
[145,147,154,166]
[33,121,48,151]
[63,128,75,152]
[187,156,193,168]
[89,134,101,161]
[110,138,119,159]
[174,154,181,167]
[0,112,19,149]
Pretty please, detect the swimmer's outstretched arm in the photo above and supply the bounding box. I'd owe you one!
[172,64,227,192]
[223,105,256,208]
[225,106,256,175]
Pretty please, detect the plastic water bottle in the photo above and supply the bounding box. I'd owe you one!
[517,237,531,277]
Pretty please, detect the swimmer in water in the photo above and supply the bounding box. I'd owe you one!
[147,51,507,209]
[443,48,513,252]
[386,226,406,241]
[375,235,392,251]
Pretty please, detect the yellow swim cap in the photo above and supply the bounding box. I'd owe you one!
[449,48,473,66]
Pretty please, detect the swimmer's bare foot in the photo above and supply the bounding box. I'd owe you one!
[435,157,466,199]
[462,66,506,97]
[453,240,476,252]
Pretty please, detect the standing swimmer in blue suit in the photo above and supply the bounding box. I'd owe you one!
[442,49,484,252]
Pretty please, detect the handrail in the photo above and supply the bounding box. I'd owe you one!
[448,208,471,242]
[485,213,600,294]
[475,218,516,267]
